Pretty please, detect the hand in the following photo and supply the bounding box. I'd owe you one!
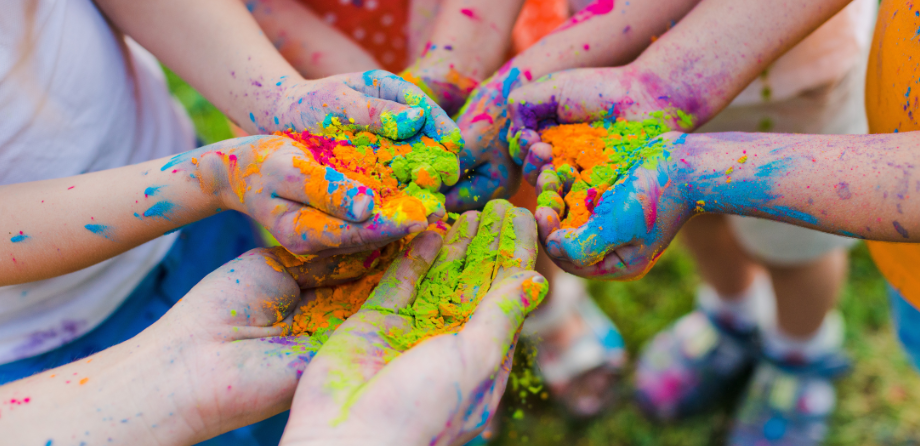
[176,135,440,257]
[280,201,547,446]
[0,246,388,445]
[444,67,530,212]
[535,132,695,280]
[506,66,701,185]
[255,70,463,151]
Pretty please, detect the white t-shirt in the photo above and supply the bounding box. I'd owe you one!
[0,0,195,364]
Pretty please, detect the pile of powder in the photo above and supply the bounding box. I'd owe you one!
[280,123,460,219]
[536,115,672,229]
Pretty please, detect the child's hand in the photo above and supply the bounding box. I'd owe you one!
[255,70,463,149]
[535,132,695,280]
[280,205,546,446]
[444,68,529,212]
[188,135,435,257]
[506,66,702,185]
[147,247,382,440]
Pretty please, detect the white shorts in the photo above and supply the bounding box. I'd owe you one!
[695,62,866,266]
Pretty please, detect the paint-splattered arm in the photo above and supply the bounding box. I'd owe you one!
[244,0,382,78]
[400,0,526,115]
[508,0,853,178]
[0,246,367,445]
[95,0,460,141]
[443,0,701,211]
[539,131,920,281]
[0,135,426,285]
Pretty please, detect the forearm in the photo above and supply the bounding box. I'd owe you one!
[683,132,920,241]
[95,0,302,133]
[509,0,700,84]
[0,140,237,285]
[0,336,200,445]
[246,0,381,78]
[633,0,851,125]
[416,0,526,82]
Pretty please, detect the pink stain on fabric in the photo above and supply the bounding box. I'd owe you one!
[557,0,615,32]
[470,113,494,125]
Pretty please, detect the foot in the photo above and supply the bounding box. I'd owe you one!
[729,353,850,446]
[634,310,759,421]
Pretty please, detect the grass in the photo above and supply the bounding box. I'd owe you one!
[167,71,920,446]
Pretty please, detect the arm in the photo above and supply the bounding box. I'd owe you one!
[444,0,702,211]
[94,0,459,140]
[0,246,375,445]
[1,136,428,285]
[508,0,854,168]
[539,131,920,280]
[400,0,527,114]
[245,0,383,78]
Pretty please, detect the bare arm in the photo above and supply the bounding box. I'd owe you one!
[245,0,382,78]
[537,131,920,280]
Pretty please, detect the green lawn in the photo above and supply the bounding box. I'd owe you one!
[168,71,920,446]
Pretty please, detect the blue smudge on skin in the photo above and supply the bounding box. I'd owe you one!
[144,186,163,197]
[250,113,256,123]
[10,234,29,243]
[85,224,114,239]
[674,134,688,145]
[143,201,176,220]
[501,68,521,99]
[274,116,280,125]
[362,70,377,86]
[160,151,196,172]
[324,168,346,194]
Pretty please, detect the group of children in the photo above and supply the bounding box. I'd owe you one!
[0,0,917,445]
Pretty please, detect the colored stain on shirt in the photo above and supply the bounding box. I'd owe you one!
[538,116,671,228]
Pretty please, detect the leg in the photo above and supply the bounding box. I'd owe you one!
[681,213,762,299]
[768,249,847,338]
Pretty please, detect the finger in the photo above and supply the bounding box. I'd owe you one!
[454,200,513,303]
[522,142,553,186]
[534,206,561,245]
[491,208,538,284]
[419,211,480,289]
[362,231,443,311]
[271,152,376,222]
[509,129,540,165]
[346,70,464,150]
[555,163,578,194]
[266,246,389,288]
[272,201,428,256]
[536,190,565,218]
[536,168,562,195]
[459,273,548,375]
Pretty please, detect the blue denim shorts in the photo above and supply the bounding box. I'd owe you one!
[887,283,920,371]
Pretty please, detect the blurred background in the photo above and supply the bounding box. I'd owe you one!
[166,68,920,446]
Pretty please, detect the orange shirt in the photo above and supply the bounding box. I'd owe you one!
[299,0,411,72]
[865,0,920,309]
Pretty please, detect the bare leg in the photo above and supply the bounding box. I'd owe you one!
[680,214,763,299]
[767,249,847,338]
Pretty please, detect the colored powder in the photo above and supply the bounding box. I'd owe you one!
[280,122,459,217]
[538,115,672,229]
[271,200,547,366]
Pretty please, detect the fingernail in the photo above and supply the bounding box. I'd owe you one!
[408,222,427,233]
[350,194,373,221]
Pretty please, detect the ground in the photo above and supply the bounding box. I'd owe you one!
[167,71,920,446]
